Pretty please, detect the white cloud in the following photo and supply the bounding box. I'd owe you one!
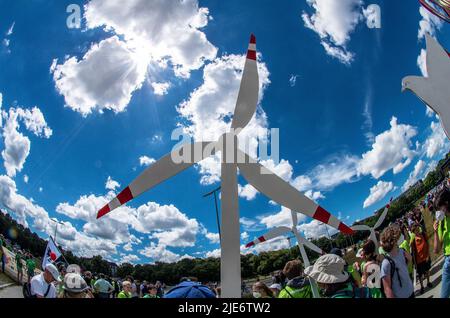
[2,109,30,177]
[38,187,43,193]
[85,0,217,79]
[105,176,120,191]
[119,254,140,264]
[205,232,220,244]
[53,0,218,116]
[139,156,156,167]
[23,175,29,184]
[6,22,15,36]
[417,48,429,78]
[51,37,149,116]
[1,106,52,177]
[423,121,449,159]
[240,217,266,232]
[358,117,418,179]
[308,155,360,190]
[402,160,426,192]
[302,0,363,64]
[151,82,171,96]
[363,181,394,208]
[289,74,298,87]
[205,248,221,258]
[418,6,444,41]
[298,219,338,240]
[238,184,258,201]
[140,242,190,263]
[243,237,291,255]
[259,206,306,229]
[241,232,249,241]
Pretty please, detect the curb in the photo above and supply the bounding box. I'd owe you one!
[0,283,15,290]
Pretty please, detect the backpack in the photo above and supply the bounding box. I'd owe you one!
[23,282,51,299]
[380,253,406,298]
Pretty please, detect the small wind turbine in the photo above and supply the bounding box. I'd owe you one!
[96,34,353,298]
[245,211,323,298]
[351,199,392,250]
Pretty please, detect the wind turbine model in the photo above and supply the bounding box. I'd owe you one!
[96,34,353,298]
[245,210,323,298]
[402,34,450,139]
[351,199,391,250]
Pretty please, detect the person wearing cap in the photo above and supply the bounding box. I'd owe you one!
[278,260,312,298]
[60,273,93,298]
[30,263,60,298]
[269,283,282,298]
[304,254,369,298]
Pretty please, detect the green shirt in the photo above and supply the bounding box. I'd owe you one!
[278,285,312,298]
[143,294,159,298]
[438,215,450,256]
[15,253,23,268]
[118,291,131,298]
[26,259,36,272]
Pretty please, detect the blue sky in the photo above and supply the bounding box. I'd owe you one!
[0,0,449,264]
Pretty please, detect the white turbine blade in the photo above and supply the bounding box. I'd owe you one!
[369,230,378,248]
[237,150,353,235]
[291,210,298,227]
[97,141,217,218]
[295,231,323,255]
[245,227,291,248]
[374,204,389,230]
[351,225,371,232]
[231,34,260,131]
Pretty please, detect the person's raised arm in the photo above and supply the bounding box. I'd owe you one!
[434,221,443,254]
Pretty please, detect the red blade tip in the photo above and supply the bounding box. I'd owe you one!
[97,205,110,219]
[250,34,256,44]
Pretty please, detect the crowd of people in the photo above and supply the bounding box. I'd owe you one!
[246,184,450,298]
[1,180,450,299]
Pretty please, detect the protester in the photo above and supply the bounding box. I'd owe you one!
[380,225,414,298]
[143,284,160,298]
[278,260,312,298]
[269,283,282,298]
[252,282,273,298]
[15,250,23,284]
[433,187,450,298]
[60,273,93,298]
[30,264,60,298]
[94,273,114,298]
[304,254,370,298]
[410,223,432,294]
[118,281,132,298]
[360,240,383,298]
[25,254,36,284]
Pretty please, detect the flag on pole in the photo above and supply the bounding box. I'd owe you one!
[42,236,62,269]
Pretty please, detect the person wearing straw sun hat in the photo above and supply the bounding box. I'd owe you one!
[304,254,371,298]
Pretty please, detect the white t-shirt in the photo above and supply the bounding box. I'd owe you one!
[30,273,57,298]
